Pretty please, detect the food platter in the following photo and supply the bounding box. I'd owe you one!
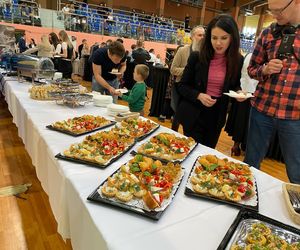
[218,210,300,250]
[185,155,258,211]
[133,133,197,163]
[47,115,116,137]
[87,154,184,220]
[56,130,136,168]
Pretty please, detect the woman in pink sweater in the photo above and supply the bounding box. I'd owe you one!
[177,14,244,148]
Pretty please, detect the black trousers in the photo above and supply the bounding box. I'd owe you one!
[59,59,72,79]
[183,100,223,149]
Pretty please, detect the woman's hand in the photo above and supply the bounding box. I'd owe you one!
[197,93,217,107]
[235,90,248,102]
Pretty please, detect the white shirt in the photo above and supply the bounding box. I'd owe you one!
[62,7,70,13]
[155,57,162,65]
[61,42,67,51]
[240,53,259,93]
[55,43,62,55]
[148,52,157,63]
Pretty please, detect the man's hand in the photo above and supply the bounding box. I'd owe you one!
[108,86,117,96]
[262,59,284,75]
[115,90,123,97]
[197,93,217,107]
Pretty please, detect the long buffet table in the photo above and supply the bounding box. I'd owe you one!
[2,75,299,250]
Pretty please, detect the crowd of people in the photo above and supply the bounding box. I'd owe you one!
[60,1,188,44]
[13,0,300,184]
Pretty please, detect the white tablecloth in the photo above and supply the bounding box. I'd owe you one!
[2,75,299,250]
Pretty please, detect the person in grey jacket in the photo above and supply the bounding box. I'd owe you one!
[170,25,205,131]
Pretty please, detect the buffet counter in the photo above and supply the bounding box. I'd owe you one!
[2,75,299,250]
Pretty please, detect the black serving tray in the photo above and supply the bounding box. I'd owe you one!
[55,142,135,168]
[131,142,198,165]
[87,165,185,220]
[184,157,259,212]
[46,120,116,137]
[217,209,300,250]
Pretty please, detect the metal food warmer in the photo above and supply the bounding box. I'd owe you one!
[16,55,55,84]
[0,50,19,73]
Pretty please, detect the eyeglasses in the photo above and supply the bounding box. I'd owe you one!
[267,0,294,15]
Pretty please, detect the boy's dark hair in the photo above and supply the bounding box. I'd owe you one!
[108,41,125,58]
[135,64,149,80]
[149,48,154,53]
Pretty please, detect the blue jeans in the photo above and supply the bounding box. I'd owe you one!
[92,76,119,103]
[244,107,300,184]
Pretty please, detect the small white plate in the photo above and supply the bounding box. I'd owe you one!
[224,91,253,99]
[109,71,122,75]
[115,88,128,94]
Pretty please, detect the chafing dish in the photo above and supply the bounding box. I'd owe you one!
[0,50,19,73]
[17,55,55,84]
[55,93,93,108]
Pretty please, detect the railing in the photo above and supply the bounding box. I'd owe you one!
[170,0,204,7]
[58,0,185,30]
[57,0,185,28]
[0,1,190,45]
[0,1,40,26]
[56,0,187,44]
[62,11,179,44]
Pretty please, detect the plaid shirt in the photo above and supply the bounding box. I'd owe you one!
[248,24,300,120]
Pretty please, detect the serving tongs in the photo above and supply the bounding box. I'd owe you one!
[282,183,300,224]
[287,189,300,214]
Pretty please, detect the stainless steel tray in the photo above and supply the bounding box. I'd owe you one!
[218,210,300,250]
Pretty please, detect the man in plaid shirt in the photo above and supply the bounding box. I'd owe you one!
[244,0,300,183]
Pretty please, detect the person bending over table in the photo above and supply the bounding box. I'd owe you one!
[92,41,126,103]
[177,14,245,148]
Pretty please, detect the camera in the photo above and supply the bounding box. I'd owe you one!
[277,34,296,60]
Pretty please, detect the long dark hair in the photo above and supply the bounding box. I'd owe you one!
[199,14,240,81]
[49,32,60,49]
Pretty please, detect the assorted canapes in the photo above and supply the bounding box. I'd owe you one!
[52,115,112,134]
[189,155,255,203]
[29,84,60,100]
[63,130,135,165]
[231,222,300,250]
[100,154,183,210]
[112,117,159,140]
[137,133,196,161]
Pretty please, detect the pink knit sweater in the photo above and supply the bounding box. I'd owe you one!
[206,54,227,97]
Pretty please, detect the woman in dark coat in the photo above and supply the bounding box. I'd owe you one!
[177,14,244,148]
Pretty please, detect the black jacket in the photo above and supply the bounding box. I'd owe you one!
[78,44,83,59]
[19,37,28,53]
[132,48,151,64]
[177,51,244,132]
